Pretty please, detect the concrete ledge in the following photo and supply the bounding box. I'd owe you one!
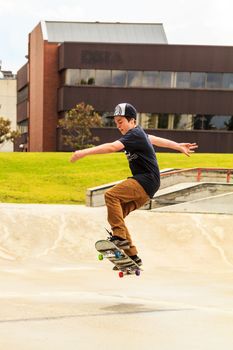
[153,191,233,214]
[86,168,233,208]
[85,168,176,207]
[86,180,122,207]
[151,182,233,209]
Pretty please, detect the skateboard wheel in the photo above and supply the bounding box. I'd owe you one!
[98,254,104,261]
[115,251,121,259]
[119,271,124,278]
[135,269,141,276]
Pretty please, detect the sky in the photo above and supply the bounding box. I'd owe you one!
[1,0,233,73]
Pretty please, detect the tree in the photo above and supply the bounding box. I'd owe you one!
[58,102,102,150]
[0,116,20,146]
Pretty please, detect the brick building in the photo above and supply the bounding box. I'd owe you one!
[16,21,233,152]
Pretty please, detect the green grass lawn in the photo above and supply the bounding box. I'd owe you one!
[0,152,232,204]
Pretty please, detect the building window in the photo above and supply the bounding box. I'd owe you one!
[206,73,223,89]
[147,114,159,128]
[190,72,206,88]
[174,114,193,129]
[194,115,211,130]
[222,73,233,89]
[80,69,95,85]
[193,114,233,130]
[139,113,159,128]
[102,112,115,127]
[103,111,233,131]
[139,113,150,128]
[127,71,142,87]
[64,69,233,91]
[211,115,233,130]
[142,71,160,87]
[158,114,169,128]
[176,72,190,88]
[65,69,80,85]
[112,70,127,86]
[224,116,233,130]
[18,120,28,134]
[159,72,172,88]
[95,70,111,86]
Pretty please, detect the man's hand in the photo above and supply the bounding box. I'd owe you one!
[70,150,86,163]
[178,143,198,157]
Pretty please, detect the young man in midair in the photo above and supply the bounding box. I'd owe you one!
[70,103,198,266]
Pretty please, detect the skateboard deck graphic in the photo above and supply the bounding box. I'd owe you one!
[95,239,142,278]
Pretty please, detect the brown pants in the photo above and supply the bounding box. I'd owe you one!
[104,178,149,256]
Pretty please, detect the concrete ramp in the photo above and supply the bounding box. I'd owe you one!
[0,203,233,349]
[0,204,105,266]
[0,203,232,272]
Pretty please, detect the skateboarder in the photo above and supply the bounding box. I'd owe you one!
[70,103,198,267]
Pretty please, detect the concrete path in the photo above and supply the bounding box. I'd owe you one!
[0,204,232,349]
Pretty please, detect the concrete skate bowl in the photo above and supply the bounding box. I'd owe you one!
[1,203,233,350]
[0,203,232,277]
[0,204,103,268]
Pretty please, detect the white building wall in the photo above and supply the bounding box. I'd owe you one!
[0,79,17,152]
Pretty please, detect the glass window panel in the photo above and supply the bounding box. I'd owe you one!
[139,113,150,128]
[190,72,206,88]
[224,116,233,130]
[138,113,158,128]
[95,70,111,86]
[193,115,215,130]
[206,73,222,89]
[174,114,193,129]
[127,71,142,87]
[80,69,95,85]
[102,112,115,127]
[112,70,127,86]
[18,120,28,134]
[65,69,80,86]
[142,71,159,87]
[159,72,172,88]
[222,73,233,89]
[158,114,169,128]
[176,72,190,88]
[211,115,233,130]
[147,114,159,128]
[188,114,233,130]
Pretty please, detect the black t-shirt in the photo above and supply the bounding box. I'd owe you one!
[119,126,160,198]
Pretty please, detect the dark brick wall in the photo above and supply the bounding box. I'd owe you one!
[59,42,233,72]
[17,100,28,122]
[57,127,233,153]
[58,86,233,116]
[17,63,28,91]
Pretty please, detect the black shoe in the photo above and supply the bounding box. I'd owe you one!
[112,254,143,270]
[130,255,143,266]
[109,235,130,250]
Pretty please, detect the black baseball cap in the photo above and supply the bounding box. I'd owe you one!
[107,103,137,119]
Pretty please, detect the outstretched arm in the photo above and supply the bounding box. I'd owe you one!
[148,135,198,157]
[70,140,124,162]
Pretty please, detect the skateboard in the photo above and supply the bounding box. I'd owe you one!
[95,239,142,278]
